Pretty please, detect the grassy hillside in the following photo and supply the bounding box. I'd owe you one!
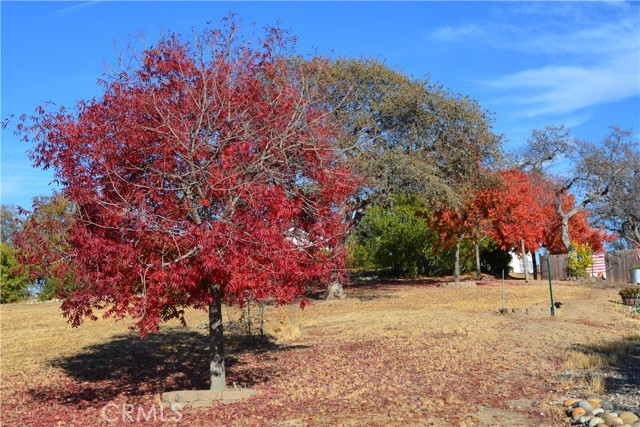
[1,279,638,426]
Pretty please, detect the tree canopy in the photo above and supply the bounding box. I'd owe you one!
[522,125,636,252]
[587,127,640,247]
[15,195,77,301]
[0,205,24,245]
[16,21,355,390]
[313,58,502,218]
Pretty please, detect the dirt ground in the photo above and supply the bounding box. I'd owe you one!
[1,278,638,426]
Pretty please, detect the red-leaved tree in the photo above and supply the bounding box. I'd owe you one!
[14,22,355,390]
[542,192,611,254]
[431,187,489,283]
[478,169,546,282]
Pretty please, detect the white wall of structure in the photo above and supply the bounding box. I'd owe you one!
[509,252,534,274]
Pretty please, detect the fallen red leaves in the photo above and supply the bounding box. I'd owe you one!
[4,280,633,426]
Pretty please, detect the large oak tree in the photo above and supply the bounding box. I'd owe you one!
[15,22,355,390]
[314,58,502,220]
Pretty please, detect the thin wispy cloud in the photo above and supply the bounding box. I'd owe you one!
[431,24,484,42]
[55,1,102,18]
[485,61,638,118]
[431,17,635,56]
[430,2,639,120]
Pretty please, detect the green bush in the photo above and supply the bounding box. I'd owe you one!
[0,242,30,303]
[348,197,433,276]
[567,241,593,277]
[347,194,477,277]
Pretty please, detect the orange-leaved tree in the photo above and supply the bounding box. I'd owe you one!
[477,169,547,282]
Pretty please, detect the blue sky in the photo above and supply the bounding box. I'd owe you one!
[2,1,639,209]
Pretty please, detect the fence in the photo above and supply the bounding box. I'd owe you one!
[605,250,637,284]
[540,254,568,281]
[540,249,637,284]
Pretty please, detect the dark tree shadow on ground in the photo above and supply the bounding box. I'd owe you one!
[28,327,307,408]
[571,335,640,398]
[345,277,442,301]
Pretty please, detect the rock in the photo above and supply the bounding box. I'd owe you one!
[603,414,624,426]
[190,400,214,408]
[588,417,605,427]
[601,401,615,411]
[587,398,602,409]
[577,400,594,414]
[564,398,580,407]
[591,408,604,416]
[572,407,587,417]
[620,412,640,424]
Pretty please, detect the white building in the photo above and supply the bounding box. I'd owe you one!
[509,251,534,274]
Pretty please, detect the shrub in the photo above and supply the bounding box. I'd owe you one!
[567,241,593,277]
[0,243,30,303]
[619,286,640,299]
[347,194,476,277]
[348,197,434,276]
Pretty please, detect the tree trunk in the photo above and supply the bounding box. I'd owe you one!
[474,240,482,279]
[208,284,226,391]
[557,191,574,253]
[259,302,265,336]
[521,239,529,284]
[454,241,461,284]
[560,215,573,253]
[325,280,346,300]
[532,251,538,280]
[246,297,252,336]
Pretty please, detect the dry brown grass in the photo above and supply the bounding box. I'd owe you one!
[563,350,610,370]
[1,279,638,426]
[586,372,606,394]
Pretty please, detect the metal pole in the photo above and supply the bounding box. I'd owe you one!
[501,269,505,312]
[547,255,555,317]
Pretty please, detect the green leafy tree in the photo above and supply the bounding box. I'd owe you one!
[1,205,24,245]
[314,58,502,220]
[348,194,477,277]
[1,242,30,303]
[349,195,433,276]
[314,58,501,285]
